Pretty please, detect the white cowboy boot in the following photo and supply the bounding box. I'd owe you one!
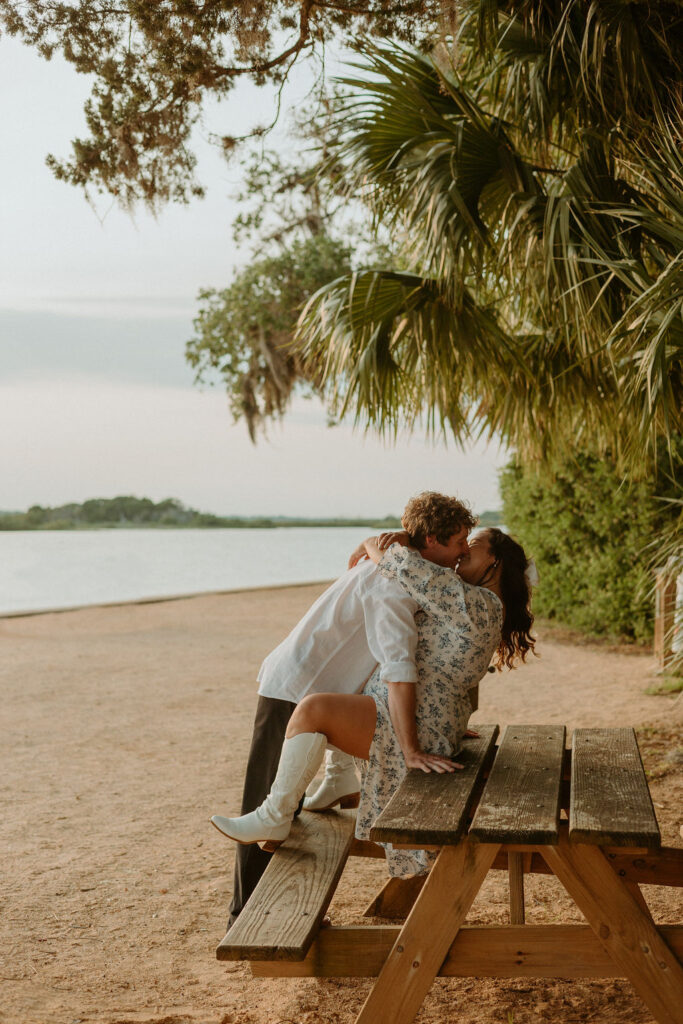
[303,746,360,812]
[211,732,326,851]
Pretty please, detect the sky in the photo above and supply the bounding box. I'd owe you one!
[0,34,506,518]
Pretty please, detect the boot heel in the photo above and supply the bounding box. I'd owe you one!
[258,839,284,853]
[339,792,360,809]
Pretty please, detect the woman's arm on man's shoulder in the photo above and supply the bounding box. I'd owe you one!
[348,531,413,569]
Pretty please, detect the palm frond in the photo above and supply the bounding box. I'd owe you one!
[297,268,523,438]
[292,20,682,478]
[333,45,542,292]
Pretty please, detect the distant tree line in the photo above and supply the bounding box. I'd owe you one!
[0,497,223,530]
[0,496,501,531]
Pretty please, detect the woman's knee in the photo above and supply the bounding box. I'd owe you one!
[287,693,326,736]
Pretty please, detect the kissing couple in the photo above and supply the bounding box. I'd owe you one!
[212,491,537,928]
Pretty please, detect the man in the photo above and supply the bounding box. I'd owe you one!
[224,491,476,927]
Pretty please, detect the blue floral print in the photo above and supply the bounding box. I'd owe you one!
[355,546,503,877]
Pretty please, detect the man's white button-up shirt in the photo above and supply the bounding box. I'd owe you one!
[257,560,419,704]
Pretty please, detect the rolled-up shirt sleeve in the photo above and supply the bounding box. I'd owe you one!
[360,574,419,683]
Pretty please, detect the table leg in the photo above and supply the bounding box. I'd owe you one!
[355,840,500,1024]
[363,875,426,919]
[508,852,525,924]
[622,880,654,921]
[542,837,683,1024]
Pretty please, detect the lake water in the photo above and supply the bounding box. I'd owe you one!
[0,527,373,615]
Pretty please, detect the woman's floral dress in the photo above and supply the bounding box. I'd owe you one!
[355,546,503,877]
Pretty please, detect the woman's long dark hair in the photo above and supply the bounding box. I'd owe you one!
[485,528,536,670]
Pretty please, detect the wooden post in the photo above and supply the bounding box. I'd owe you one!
[363,875,426,919]
[542,837,683,1024]
[508,852,526,924]
[355,840,500,1024]
[654,569,677,669]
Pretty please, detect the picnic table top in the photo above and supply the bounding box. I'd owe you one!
[370,723,661,850]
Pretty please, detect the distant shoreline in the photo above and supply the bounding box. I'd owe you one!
[0,517,405,532]
[0,494,502,532]
[0,577,333,619]
[0,494,414,531]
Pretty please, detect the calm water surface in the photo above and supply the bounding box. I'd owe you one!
[0,528,371,614]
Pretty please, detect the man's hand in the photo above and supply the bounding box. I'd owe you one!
[403,750,463,773]
[377,530,412,551]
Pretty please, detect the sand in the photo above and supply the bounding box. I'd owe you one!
[1,584,681,1024]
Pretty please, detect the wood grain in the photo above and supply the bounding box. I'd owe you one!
[363,875,426,919]
[469,725,566,844]
[216,809,355,962]
[355,840,500,1024]
[349,838,386,859]
[369,725,499,846]
[570,728,661,848]
[251,924,683,978]
[542,835,683,1024]
[508,851,526,924]
[488,845,683,886]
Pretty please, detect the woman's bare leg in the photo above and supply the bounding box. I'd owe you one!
[286,693,377,760]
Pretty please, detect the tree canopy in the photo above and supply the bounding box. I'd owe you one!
[295,5,682,479]
[0,0,451,207]
[185,95,362,438]
[187,233,352,439]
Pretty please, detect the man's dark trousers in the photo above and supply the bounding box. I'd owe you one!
[227,694,302,928]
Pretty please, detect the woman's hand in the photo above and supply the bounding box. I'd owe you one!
[349,531,413,569]
[348,539,372,569]
[351,535,385,567]
[403,749,464,773]
[463,728,480,738]
[377,530,412,551]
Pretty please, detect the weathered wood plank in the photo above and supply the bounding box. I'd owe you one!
[603,846,683,886]
[216,809,355,962]
[251,924,683,978]
[469,725,566,845]
[369,725,499,846]
[488,845,683,886]
[569,728,661,848]
[542,836,683,1024]
[363,875,426,919]
[355,840,500,1024]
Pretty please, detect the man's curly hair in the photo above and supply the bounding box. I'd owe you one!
[401,492,477,548]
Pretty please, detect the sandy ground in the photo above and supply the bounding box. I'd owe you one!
[1,584,681,1024]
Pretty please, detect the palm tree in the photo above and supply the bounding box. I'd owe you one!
[296,3,682,483]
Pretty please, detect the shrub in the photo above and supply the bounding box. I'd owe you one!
[499,449,681,643]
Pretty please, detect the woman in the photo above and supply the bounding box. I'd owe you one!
[211,527,536,875]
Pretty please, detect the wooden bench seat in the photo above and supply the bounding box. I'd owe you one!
[216,808,356,962]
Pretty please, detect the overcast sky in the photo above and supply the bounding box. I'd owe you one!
[1,35,506,518]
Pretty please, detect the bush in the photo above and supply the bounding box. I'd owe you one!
[499,450,681,643]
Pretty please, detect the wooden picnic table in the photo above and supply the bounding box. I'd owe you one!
[217,725,683,1024]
